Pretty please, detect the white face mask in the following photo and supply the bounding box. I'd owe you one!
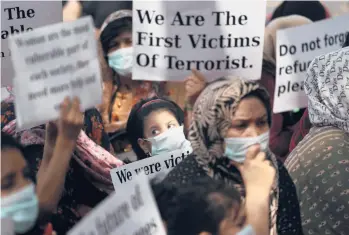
[108,47,133,77]
[1,183,39,234]
[145,126,192,156]
[224,132,269,162]
[236,225,256,235]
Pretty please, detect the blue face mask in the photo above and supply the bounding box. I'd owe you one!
[237,225,256,235]
[1,183,39,234]
[108,47,133,77]
[224,132,269,162]
[146,126,192,156]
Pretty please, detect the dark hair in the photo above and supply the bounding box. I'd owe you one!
[243,89,272,127]
[100,16,132,55]
[343,33,349,48]
[126,97,184,160]
[271,1,327,22]
[163,178,241,235]
[1,132,25,156]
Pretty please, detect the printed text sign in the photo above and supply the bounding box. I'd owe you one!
[274,14,349,113]
[132,0,266,81]
[68,173,166,235]
[1,1,62,86]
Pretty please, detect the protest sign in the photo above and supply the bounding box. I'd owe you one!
[132,0,266,82]
[1,218,14,235]
[1,87,11,101]
[68,173,166,235]
[111,149,191,187]
[273,14,349,113]
[9,16,103,130]
[1,1,62,87]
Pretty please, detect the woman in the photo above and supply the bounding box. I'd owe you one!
[126,97,192,160]
[289,32,349,154]
[163,77,303,234]
[285,47,349,235]
[261,15,312,161]
[1,97,82,235]
[1,101,123,234]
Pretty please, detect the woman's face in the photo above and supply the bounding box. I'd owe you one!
[225,96,269,138]
[1,148,31,197]
[138,109,180,154]
[107,31,132,54]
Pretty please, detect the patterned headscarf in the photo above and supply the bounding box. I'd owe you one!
[305,47,349,132]
[189,77,279,234]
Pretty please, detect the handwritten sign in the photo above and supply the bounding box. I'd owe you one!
[68,173,166,235]
[132,0,266,82]
[273,14,349,113]
[9,16,103,130]
[111,150,190,187]
[1,1,62,87]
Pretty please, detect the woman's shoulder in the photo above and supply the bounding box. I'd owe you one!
[162,154,208,187]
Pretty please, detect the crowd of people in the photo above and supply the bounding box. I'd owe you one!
[1,1,349,235]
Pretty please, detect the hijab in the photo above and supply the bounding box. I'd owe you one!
[189,77,279,234]
[271,1,328,22]
[305,47,349,132]
[99,9,132,55]
[263,15,312,65]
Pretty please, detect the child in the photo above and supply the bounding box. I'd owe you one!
[126,97,192,160]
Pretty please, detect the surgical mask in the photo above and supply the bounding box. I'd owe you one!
[224,132,269,163]
[146,126,192,156]
[237,225,256,235]
[108,47,133,77]
[1,183,39,234]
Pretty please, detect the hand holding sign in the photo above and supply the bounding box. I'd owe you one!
[185,69,207,105]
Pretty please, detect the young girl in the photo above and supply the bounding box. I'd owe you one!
[126,97,192,160]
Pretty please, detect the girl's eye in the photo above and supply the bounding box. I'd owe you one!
[151,129,160,136]
[168,123,176,129]
[257,120,267,127]
[233,123,247,130]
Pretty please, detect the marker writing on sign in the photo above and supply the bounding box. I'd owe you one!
[115,151,190,184]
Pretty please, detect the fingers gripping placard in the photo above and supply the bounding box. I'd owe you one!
[68,173,166,235]
[133,0,266,81]
[9,16,103,130]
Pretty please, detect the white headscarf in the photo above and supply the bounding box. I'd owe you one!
[304,47,349,132]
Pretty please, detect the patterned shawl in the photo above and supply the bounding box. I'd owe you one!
[189,77,279,234]
[305,47,349,132]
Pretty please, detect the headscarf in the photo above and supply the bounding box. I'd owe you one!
[189,77,279,234]
[263,15,312,65]
[271,1,328,22]
[305,47,349,132]
[99,9,132,55]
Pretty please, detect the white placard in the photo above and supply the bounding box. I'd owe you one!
[1,218,14,235]
[1,1,63,87]
[132,0,266,82]
[1,87,11,101]
[273,14,349,113]
[111,149,190,188]
[68,173,167,235]
[9,16,103,130]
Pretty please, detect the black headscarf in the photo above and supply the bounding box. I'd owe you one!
[271,1,327,22]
